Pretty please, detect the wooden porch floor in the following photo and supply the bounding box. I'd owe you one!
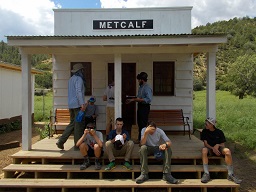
[10,134,207,164]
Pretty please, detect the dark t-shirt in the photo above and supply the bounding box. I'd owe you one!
[108,129,130,141]
[201,128,226,147]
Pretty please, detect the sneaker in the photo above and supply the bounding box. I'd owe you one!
[80,161,90,170]
[56,141,64,150]
[105,161,116,171]
[135,174,149,184]
[123,161,132,170]
[163,173,179,184]
[227,174,242,184]
[201,173,210,183]
[95,159,101,170]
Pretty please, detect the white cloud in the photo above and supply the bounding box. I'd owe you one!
[100,0,256,27]
[0,0,58,41]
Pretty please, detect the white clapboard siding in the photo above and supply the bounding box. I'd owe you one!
[54,7,191,36]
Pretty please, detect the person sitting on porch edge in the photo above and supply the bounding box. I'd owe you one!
[135,121,178,184]
[76,122,103,170]
[201,117,242,184]
[105,117,134,171]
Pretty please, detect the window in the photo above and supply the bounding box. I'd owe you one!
[70,62,91,96]
[153,61,175,96]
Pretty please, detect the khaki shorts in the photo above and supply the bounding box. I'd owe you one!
[206,146,225,158]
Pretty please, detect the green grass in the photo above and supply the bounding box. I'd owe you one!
[193,90,256,150]
[34,92,53,122]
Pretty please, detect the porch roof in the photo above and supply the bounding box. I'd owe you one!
[7,34,227,54]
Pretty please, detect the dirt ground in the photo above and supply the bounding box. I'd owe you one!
[0,128,255,192]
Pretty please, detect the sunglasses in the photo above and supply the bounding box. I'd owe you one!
[87,126,94,129]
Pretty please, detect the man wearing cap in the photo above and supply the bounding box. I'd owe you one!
[103,80,115,140]
[56,63,86,150]
[201,117,242,184]
[84,96,99,128]
[126,72,152,143]
[76,122,103,170]
[104,117,134,171]
[135,121,178,184]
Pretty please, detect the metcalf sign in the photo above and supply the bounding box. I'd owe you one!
[93,20,153,30]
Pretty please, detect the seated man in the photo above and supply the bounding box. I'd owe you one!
[105,117,134,171]
[84,96,99,128]
[76,122,103,170]
[135,121,178,184]
[201,117,242,184]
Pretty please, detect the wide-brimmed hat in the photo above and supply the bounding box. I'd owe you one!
[71,63,84,73]
[206,117,216,126]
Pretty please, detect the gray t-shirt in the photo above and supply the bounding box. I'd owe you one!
[83,131,103,149]
[84,104,98,117]
[141,127,170,146]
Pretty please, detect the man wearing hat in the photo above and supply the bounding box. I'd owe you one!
[56,63,86,150]
[201,117,242,184]
[126,72,152,143]
[135,121,178,184]
[84,96,99,128]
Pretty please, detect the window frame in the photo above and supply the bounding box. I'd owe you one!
[153,61,175,96]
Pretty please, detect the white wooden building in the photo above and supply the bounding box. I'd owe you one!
[0,61,41,124]
[7,7,227,150]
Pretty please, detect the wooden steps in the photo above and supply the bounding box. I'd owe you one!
[0,135,240,192]
[0,178,239,192]
[3,164,228,180]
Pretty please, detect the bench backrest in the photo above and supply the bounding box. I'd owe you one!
[55,109,70,123]
[148,109,185,126]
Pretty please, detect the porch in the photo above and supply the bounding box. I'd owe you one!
[0,133,239,192]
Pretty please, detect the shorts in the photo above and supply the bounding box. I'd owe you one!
[87,144,104,157]
[206,146,225,158]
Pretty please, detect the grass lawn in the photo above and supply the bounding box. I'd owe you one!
[193,90,256,150]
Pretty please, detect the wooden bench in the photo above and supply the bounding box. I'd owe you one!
[0,178,239,192]
[49,109,70,136]
[148,109,191,139]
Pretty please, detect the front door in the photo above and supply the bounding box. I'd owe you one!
[108,63,136,130]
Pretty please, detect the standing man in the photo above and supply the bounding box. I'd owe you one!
[76,122,103,170]
[105,117,134,171]
[103,80,115,140]
[126,72,152,143]
[56,63,86,150]
[201,117,242,184]
[135,121,178,184]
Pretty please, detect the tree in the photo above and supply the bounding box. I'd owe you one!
[227,54,256,99]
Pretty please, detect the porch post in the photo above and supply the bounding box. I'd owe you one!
[20,49,32,151]
[114,53,122,120]
[206,52,216,119]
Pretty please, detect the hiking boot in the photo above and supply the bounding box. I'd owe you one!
[105,161,116,171]
[227,174,242,184]
[123,161,132,170]
[201,173,210,183]
[95,159,101,170]
[80,161,90,170]
[56,141,64,150]
[163,173,179,184]
[135,174,149,184]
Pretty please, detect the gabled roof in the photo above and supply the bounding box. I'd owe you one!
[0,61,43,74]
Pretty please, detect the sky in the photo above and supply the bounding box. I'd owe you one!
[0,0,255,42]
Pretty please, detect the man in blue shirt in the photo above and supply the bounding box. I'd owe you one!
[126,72,152,143]
[104,117,134,171]
[56,63,86,150]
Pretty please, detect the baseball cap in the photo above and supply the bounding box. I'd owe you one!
[206,117,216,126]
[114,135,124,150]
[89,96,96,102]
